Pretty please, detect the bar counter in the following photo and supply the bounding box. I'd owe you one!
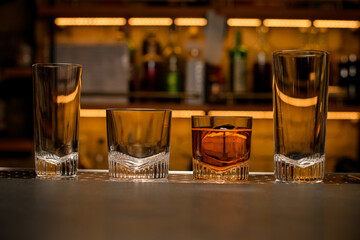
[0,169,359,240]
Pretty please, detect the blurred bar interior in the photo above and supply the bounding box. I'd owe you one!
[0,0,359,172]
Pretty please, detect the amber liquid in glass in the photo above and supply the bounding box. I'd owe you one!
[192,128,251,181]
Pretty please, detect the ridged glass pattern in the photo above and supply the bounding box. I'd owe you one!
[274,154,325,183]
[108,151,169,179]
[35,152,78,177]
[193,159,249,181]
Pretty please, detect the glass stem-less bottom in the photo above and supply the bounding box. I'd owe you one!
[35,152,78,177]
[274,154,325,183]
[108,151,169,179]
[193,159,249,181]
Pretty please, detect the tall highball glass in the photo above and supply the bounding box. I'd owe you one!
[32,63,82,177]
[273,50,329,183]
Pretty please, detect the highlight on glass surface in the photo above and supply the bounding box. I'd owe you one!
[106,108,172,180]
[191,116,253,182]
[272,50,329,183]
[32,63,82,178]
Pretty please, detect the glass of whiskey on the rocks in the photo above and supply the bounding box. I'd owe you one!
[192,116,252,182]
[107,109,172,180]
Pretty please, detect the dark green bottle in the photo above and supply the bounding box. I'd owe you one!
[163,24,183,93]
[229,31,247,93]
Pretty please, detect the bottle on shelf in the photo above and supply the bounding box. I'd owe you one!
[339,55,350,90]
[163,24,183,97]
[121,25,138,102]
[338,53,360,104]
[204,10,226,104]
[348,54,359,102]
[184,27,205,105]
[141,32,163,92]
[253,26,272,93]
[229,31,247,94]
[115,27,132,102]
[205,63,225,104]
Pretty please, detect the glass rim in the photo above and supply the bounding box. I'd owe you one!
[32,63,82,68]
[106,108,172,112]
[191,115,253,120]
[272,49,329,57]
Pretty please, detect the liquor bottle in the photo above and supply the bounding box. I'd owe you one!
[163,24,183,94]
[348,54,359,101]
[121,26,138,102]
[205,63,225,104]
[185,47,205,105]
[141,32,163,92]
[184,27,205,105]
[203,10,226,104]
[339,55,349,88]
[116,27,132,102]
[253,26,272,93]
[229,31,247,93]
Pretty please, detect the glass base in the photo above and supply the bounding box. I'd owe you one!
[193,159,249,182]
[108,151,169,179]
[274,154,325,183]
[35,152,78,177]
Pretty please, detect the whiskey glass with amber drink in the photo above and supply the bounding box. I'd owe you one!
[192,116,252,181]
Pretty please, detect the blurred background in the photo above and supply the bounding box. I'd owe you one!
[0,0,359,172]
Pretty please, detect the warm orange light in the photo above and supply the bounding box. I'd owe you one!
[56,85,80,104]
[275,84,318,107]
[174,18,207,26]
[80,109,360,120]
[227,18,261,27]
[328,112,360,120]
[313,20,360,29]
[80,109,106,118]
[128,18,172,26]
[208,111,360,120]
[80,109,205,118]
[54,18,126,26]
[172,110,205,118]
[208,111,273,119]
[263,19,311,28]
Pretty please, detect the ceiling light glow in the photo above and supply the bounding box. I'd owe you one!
[174,18,207,26]
[227,18,262,27]
[55,18,126,26]
[313,20,360,29]
[263,19,312,28]
[128,18,173,26]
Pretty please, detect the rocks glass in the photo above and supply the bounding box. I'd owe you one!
[106,109,172,180]
[192,116,252,181]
